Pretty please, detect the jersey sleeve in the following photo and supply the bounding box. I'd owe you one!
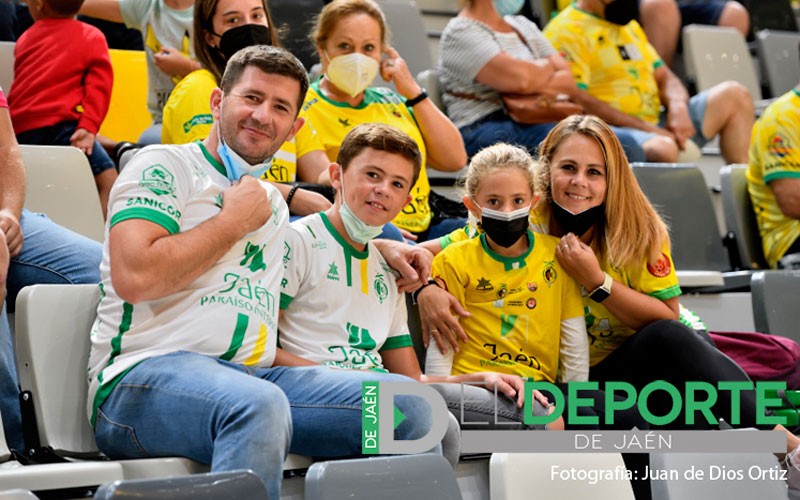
[161,71,215,144]
[279,223,309,310]
[629,246,682,301]
[107,147,192,235]
[78,31,113,134]
[119,0,154,30]
[294,109,325,159]
[759,111,800,183]
[431,248,468,310]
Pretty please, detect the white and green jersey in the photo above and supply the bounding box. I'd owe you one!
[278,213,411,371]
[87,142,288,427]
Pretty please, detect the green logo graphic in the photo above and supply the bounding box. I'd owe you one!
[327,262,340,281]
[347,322,377,351]
[373,273,388,304]
[282,241,291,268]
[140,165,176,197]
[500,314,518,337]
[240,242,267,272]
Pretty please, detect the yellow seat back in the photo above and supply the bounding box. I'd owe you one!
[99,49,151,143]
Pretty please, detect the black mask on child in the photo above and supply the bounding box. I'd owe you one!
[218,24,272,61]
[604,0,639,26]
[551,201,605,237]
[480,206,530,248]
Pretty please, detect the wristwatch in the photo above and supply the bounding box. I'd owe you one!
[588,273,613,303]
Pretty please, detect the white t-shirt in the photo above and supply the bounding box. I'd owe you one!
[278,213,412,371]
[88,142,288,426]
[120,0,194,121]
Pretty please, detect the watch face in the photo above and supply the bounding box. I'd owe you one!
[590,288,610,303]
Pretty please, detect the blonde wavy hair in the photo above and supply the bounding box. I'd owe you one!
[534,115,670,270]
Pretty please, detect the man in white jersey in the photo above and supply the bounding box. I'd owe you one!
[88,46,434,498]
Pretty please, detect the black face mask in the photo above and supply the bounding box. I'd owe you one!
[218,24,272,61]
[481,207,530,248]
[552,202,605,237]
[604,0,639,25]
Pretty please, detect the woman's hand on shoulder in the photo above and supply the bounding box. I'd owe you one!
[380,46,421,99]
[555,233,605,291]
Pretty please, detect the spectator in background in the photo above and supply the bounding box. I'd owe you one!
[295,0,469,242]
[80,0,199,144]
[437,0,645,163]
[0,85,102,454]
[8,0,117,216]
[161,0,331,218]
[747,81,800,269]
[544,0,754,164]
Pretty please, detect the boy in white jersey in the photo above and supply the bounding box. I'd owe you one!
[88,46,434,499]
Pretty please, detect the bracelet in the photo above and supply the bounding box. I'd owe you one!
[411,278,439,304]
[405,89,428,108]
[285,185,299,209]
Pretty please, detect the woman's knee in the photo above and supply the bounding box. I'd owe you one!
[642,136,679,162]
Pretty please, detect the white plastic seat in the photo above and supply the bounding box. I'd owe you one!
[19,145,105,243]
[0,41,13,93]
[490,453,634,499]
[682,24,772,113]
[720,164,768,270]
[751,270,800,340]
[756,30,800,98]
[13,284,311,482]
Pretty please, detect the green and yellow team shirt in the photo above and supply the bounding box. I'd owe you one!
[747,88,800,268]
[544,5,663,124]
[279,212,411,371]
[161,68,297,183]
[87,142,288,427]
[584,246,681,365]
[431,230,584,381]
[295,81,432,232]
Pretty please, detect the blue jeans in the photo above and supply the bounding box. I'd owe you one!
[460,111,646,163]
[0,209,102,451]
[138,122,163,145]
[94,352,435,498]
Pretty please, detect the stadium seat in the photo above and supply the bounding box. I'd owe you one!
[632,163,753,290]
[755,30,800,99]
[649,452,787,499]
[751,270,800,340]
[19,145,106,243]
[379,1,435,78]
[13,284,313,482]
[416,68,444,112]
[0,409,123,495]
[93,470,268,500]
[682,24,772,113]
[489,453,634,499]
[720,164,768,270]
[0,41,13,94]
[0,490,37,499]
[98,49,151,143]
[305,454,462,500]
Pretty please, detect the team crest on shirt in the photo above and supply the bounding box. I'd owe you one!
[476,277,494,291]
[543,261,557,286]
[241,242,267,272]
[140,165,176,197]
[768,133,792,158]
[327,262,340,281]
[373,273,389,304]
[526,298,536,309]
[647,253,671,278]
[527,282,538,292]
[282,242,291,268]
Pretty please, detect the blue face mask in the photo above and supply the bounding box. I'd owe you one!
[493,0,525,16]
[216,126,272,181]
[339,167,384,244]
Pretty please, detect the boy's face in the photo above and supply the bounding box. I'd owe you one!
[332,149,414,227]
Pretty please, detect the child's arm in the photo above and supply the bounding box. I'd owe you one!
[380,347,422,381]
[559,316,589,382]
[70,129,96,156]
[79,0,124,23]
[154,47,201,80]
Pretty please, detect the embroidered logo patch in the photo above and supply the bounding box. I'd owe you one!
[647,253,671,278]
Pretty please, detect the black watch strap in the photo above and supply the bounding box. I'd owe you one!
[411,279,439,304]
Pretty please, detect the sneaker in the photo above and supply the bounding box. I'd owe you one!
[785,444,800,490]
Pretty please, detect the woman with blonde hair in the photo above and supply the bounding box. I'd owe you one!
[294,0,468,242]
[419,115,800,489]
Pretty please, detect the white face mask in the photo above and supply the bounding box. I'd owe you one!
[339,167,384,244]
[216,125,272,181]
[324,51,379,98]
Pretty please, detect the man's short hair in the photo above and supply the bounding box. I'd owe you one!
[44,0,84,16]
[219,45,309,114]
[337,123,422,188]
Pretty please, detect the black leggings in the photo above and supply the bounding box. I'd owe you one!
[590,319,772,431]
